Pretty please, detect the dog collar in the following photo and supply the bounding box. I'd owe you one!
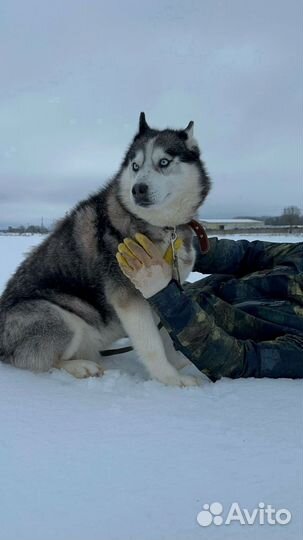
[164,220,209,254]
[188,219,210,254]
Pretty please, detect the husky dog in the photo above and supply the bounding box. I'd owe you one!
[0,114,211,385]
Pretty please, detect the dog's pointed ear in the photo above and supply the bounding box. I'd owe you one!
[138,112,149,135]
[182,120,200,155]
[184,120,194,139]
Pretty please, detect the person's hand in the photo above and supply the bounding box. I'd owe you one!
[116,233,182,298]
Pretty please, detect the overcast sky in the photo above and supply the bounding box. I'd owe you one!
[0,0,302,226]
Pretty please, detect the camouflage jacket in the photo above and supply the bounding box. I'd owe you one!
[148,237,303,381]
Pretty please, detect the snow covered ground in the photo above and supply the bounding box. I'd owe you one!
[0,233,302,540]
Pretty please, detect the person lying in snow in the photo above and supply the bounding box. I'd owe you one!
[116,234,303,381]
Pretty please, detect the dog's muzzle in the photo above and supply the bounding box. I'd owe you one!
[132,183,151,206]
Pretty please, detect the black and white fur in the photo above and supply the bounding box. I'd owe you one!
[0,114,211,385]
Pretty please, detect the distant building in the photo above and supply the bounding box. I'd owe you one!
[202,219,265,231]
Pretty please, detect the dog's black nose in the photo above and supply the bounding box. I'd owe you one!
[132,183,149,205]
[132,183,148,196]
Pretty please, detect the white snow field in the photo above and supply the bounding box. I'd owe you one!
[0,233,302,540]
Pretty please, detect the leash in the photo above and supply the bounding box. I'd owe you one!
[100,220,209,357]
[100,322,163,357]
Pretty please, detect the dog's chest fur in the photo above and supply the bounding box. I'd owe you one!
[106,187,196,285]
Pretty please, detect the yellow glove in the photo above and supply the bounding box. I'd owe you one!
[116,233,183,298]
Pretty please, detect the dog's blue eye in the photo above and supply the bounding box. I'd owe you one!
[132,162,139,172]
[159,158,170,168]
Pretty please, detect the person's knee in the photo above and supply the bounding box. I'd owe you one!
[258,334,303,379]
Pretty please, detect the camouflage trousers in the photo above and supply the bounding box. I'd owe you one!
[180,276,303,381]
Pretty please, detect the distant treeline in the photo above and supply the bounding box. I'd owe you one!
[235,206,303,226]
[0,225,49,234]
[1,206,302,234]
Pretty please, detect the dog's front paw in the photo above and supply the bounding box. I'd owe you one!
[55,359,104,379]
[157,372,201,387]
[178,374,202,387]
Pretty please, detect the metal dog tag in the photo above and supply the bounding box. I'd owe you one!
[170,228,181,285]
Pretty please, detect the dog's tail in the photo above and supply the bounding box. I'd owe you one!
[0,334,10,365]
[0,353,10,365]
